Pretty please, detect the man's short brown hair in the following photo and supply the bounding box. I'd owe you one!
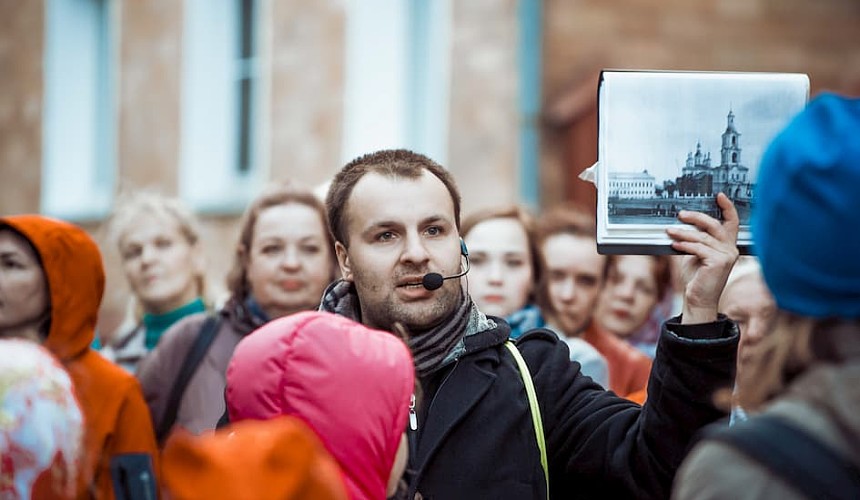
[326,149,462,246]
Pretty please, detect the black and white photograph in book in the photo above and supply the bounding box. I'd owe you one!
[596,70,809,254]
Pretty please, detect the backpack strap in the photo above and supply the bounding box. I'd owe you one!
[504,341,549,499]
[156,314,222,444]
[705,414,860,500]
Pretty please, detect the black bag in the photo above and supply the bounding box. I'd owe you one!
[706,414,860,500]
[155,314,222,444]
[110,453,157,500]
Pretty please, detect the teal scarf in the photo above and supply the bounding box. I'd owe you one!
[142,298,206,350]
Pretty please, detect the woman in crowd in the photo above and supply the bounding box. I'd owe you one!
[226,311,415,500]
[674,94,860,499]
[717,256,776,424]
[462,205,609,387]
[534,206,650,397]
[138,185,338,440]
[0,215,159,498]
[100,192,209,373]
[594,254,674,358]
[460,205,541,336]
[1,339,83,500]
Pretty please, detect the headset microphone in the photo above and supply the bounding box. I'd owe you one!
[420,239,470,291]
[421,273,446,291]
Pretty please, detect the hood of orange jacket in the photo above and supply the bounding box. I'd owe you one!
[162,416,348,500]
[1,215,104,361]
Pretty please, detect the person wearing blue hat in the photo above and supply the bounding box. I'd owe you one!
[674,93,860,499]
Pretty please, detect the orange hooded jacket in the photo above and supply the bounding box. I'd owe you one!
[162,416,348,500]
[1,215,159,499]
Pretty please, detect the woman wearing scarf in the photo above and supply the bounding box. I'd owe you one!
[460,204,610,388]
[138,185,338,440]
[100,192,209,373]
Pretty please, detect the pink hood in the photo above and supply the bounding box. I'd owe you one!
[226,311,415,500]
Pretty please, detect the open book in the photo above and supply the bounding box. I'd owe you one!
[595,70,809,254]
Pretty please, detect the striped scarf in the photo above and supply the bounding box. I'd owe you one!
[320,280,476,378]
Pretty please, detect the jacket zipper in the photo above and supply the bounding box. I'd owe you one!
[408,359,460,498]
[410,358,460,434]
[409,393,418,431]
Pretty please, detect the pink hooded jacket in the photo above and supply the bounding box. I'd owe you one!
[226,311,415,500]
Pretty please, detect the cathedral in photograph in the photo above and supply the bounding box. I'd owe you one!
[608,109,756,224]
[673,110,753,203]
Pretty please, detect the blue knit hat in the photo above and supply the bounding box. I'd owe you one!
[752,93,860,318]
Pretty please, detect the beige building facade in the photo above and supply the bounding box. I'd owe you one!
[2,0,859,335]
[1,0,524,335]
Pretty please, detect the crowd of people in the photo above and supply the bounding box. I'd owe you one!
[1,92,858,499]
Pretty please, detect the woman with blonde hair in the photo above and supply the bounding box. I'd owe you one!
[138,184,339,443]
[100,191,209,373]
[674,94,860,499]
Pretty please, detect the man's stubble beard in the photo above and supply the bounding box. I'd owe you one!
[356,276,463,334]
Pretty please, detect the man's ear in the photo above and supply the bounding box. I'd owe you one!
[335,241,353,282]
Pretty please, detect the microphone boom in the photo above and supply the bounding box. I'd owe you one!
[419,254,471,291]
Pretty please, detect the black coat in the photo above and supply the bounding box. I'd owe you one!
[404,316,738,500]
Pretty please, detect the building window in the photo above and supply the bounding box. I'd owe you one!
[41,0,115,221]
[518,0,542,207]
[179,0,262,213]
[236,0,255,173]
[342,0,451,164]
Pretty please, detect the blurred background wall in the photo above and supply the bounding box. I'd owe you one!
[1,0,858,336]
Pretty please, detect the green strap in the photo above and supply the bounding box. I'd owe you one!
[504,341,549,498]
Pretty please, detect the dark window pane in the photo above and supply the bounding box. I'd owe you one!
[237,77,252,172]
[240,0,254,59]
[237,0,255,173]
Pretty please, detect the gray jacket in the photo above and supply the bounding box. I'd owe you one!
[673,360,860,499]
[136,298,265,436]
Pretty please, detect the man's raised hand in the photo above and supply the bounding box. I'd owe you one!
[666,193,740,324]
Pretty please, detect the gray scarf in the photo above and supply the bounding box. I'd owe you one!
[320,280,495,378]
